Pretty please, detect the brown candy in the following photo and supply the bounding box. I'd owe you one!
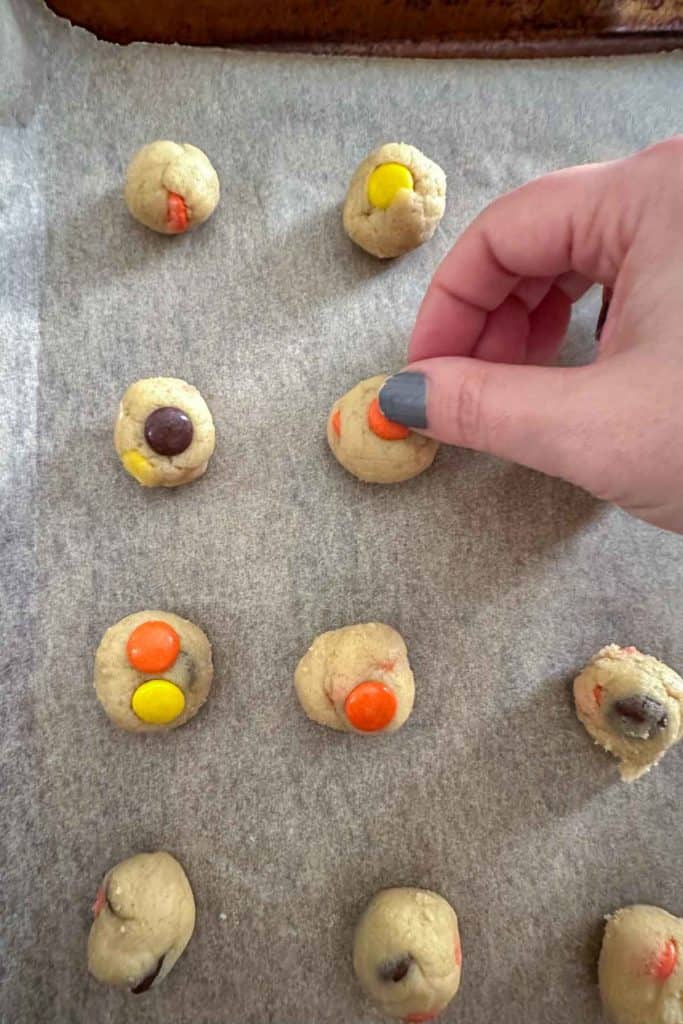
[144,406,193,456]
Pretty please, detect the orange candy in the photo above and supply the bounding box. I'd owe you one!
[331,408,341,438]
[652,938,678,980]
[593,684,604,707]
[367,397,410,441]
[167,191,188,233]
[344,680,397,732]
[92,887,106,918]
[126,620,180,674]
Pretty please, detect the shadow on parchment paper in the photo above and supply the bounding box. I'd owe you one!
[264,201,400,313]
[43,186,217,288]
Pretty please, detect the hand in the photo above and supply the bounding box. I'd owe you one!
[378,137,683,532]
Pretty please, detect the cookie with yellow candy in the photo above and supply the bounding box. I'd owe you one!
[115,377,215,488]
[343,142,446,259]
[94,610,213,732]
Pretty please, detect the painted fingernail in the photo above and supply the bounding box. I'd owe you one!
[378,372,427,429]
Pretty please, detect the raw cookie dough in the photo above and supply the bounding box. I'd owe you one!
[573,644,683,781]
[94,610,213,732]
[327,375,438,484]
[124,141,219,234]
[599,905,683,1024]
[115,377,215,488]
[88,851,195,993]
[353,887,462,1021]
[294,622,414,734]
[343,143,446,259]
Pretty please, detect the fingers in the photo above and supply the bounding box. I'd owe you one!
[378,357,600,486]
[409,157,633,363]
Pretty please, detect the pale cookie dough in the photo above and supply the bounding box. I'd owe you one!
[573,644,683,781]
[124,141,219,234]
[88,851,195,994]
[327,375,438,484]
[599,905,683,1024]
[353,887,462,1021]
[343,143,446,259]
[294,622,414,734]
[94,610,213,732]
[115,377,215,488]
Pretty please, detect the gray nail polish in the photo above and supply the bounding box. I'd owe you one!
[378,372,427,429]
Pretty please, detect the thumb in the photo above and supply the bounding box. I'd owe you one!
[378,357,601,488]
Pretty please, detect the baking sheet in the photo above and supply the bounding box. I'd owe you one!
[2,3,683,1021]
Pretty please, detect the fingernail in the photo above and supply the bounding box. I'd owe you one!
[378,372,427,429]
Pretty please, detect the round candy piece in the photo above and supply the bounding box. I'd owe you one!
[345,680,398,732]
[367,397,411,441]
[367,163,414,210]
[144,406,194,456]
[126,620,180,674]
[121,449,157,487]
[131,679,186,725]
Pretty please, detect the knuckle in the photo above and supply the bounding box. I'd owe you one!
[445,369,488,450]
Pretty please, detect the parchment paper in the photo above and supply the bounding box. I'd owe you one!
[2,3,683,1021]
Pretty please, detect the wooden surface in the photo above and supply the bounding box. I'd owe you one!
[45,0,683,57]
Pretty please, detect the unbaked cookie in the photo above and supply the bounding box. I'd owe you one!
[115,377,215,488]
[124,141,219,234]
[343,143,446,259]
[327,375,438,484]
[353,887,462,1021]
[94,610,213,732]
[294,622,414,734]
[599,904,683,1024]
[573,644,683,781]
[88,851,195,993]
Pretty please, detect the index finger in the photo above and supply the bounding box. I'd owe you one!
[409,157,628,363]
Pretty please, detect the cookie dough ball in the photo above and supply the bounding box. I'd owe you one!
[88,851,195,993]
[294,622,414,735]
[94,610,213,732]
[573,644,683,781]
[115,377,215,488]
[343,143,446,259]
[599,905,683,1024]
[327,375,438,484]
[124,141,219,234]
[353,887,462,1021]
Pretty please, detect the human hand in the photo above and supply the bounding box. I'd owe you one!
[377,137,683,532]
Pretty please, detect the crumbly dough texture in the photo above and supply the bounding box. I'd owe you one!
[294,622,415,734]
[94,610,213,733]
[353,887,462,1020]
[573,644,683,781]
[124,141,219,234]
[599,905,683,1024]
[88,851,195,992]
[114,377,216,488]
[327,375,438,484]
[343,143,446,259]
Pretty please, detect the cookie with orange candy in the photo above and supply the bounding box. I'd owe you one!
[94,610,213,732]
[124,141,219,235]
[599,904,683,1024]
[327,374,438,484]
[294,622,414,735]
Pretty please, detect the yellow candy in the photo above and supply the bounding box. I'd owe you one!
[121,449,157,487]
[131,679,185,725]
[367,163,414,210]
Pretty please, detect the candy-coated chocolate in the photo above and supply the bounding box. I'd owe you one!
[367,397,411,441]
[126,620,181,674]
[345,680,397,732]
[131,679,186,724]
[367,163,414,210]
[144,406,194,456]
[122,449,157,486]
[166,192,188,233]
